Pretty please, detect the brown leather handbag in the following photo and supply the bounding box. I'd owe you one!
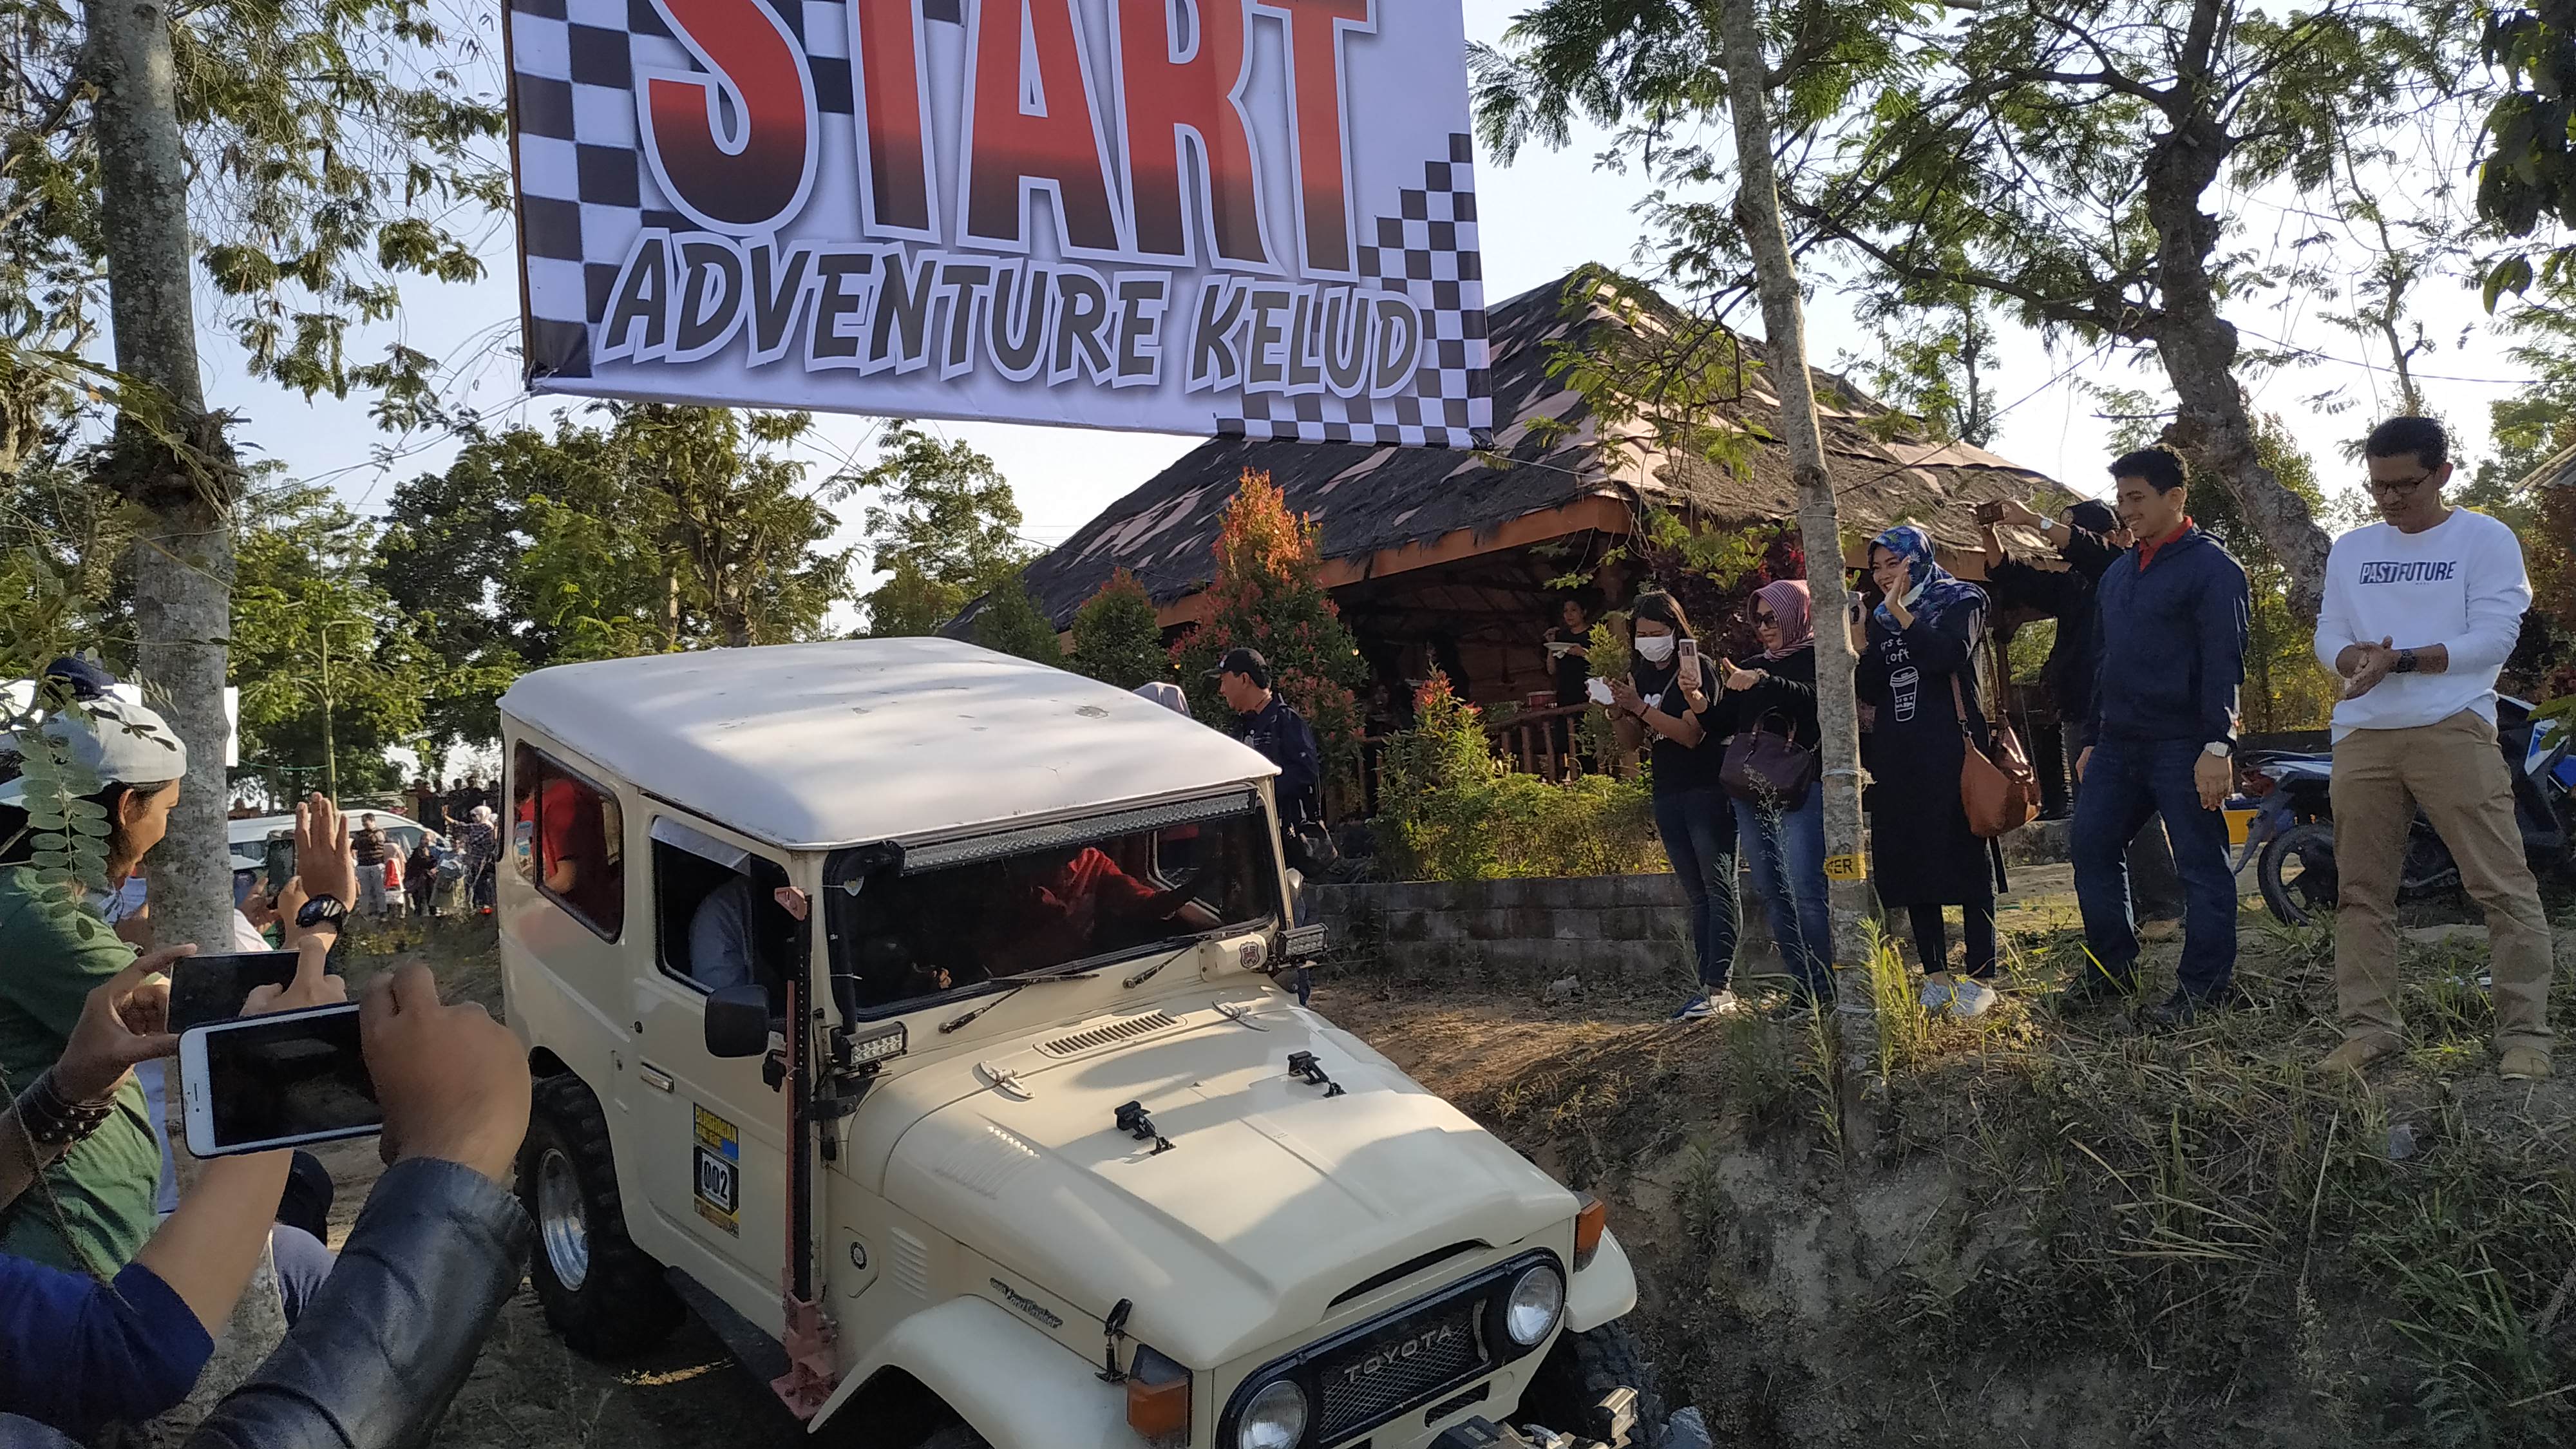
[1951,672,2038,838]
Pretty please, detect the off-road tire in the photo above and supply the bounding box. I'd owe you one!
[909,1428,990,1449]
[1517,1320,1669,1448]
[521,1072,685,1358]
[2259,821,2337,927]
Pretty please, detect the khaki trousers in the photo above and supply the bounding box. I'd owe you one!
[2330,710,2554,1052]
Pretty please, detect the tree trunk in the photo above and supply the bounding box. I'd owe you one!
[2142,106,2333,614]
[85,0,281,1402]
[86,0,236,952]
[1715,0,1873,991]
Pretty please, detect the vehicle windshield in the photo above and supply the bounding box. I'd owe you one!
[825,793,1282,1018]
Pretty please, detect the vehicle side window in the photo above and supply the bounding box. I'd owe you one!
[652,831,791,1007]
[511,743,625,940]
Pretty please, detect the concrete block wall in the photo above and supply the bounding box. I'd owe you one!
[1311,873,1777,988]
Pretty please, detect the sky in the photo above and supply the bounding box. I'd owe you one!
[191,0,2544,611]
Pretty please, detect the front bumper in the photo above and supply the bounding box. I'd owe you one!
[1432,1417,1616,1449]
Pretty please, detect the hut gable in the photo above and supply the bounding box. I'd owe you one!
[1014,267,2071,629]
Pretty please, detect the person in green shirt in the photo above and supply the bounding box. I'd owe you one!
[0,680,190,1275]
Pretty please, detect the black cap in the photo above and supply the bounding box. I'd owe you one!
[1206,647,1270,688]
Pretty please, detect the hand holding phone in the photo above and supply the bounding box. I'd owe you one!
[55,948,189,1103]
[363,963,531,1182]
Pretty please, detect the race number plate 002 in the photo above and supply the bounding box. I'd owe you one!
[693,1104,740,1236]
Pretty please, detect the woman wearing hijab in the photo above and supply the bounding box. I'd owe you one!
[1853,525,2007,1016]
[1718,580,1832,1003]
[1608,591,1741,1020]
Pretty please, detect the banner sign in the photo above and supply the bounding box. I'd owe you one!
[505,0,1492,448]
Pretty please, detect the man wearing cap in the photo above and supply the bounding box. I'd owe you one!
[1208,648,1322,827]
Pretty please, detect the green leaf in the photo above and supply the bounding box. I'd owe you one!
[2483,255,2536,312]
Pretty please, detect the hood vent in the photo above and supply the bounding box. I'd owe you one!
[1329,1240,1487,1309]
[1037,1010,1180,1058]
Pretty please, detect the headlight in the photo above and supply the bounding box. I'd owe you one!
[1237,1378,1309,1449]
[1504,1264,1565,1347]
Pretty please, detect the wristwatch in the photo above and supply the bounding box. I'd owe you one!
[2393,648,2420,674]
[296,894,349,931]
[2202,742,2233,759]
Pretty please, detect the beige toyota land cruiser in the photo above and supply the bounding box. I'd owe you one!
[498,638,1662,1449]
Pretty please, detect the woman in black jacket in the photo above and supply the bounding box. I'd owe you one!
[1718,580,1831,1003]
[1608,591,1741,1021]
[1853,525,2006,1017]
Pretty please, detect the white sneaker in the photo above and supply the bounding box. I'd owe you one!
[1669,990,1743,1023]
[1947,978,1999,1019]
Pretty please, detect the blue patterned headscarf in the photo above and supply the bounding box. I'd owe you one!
[1870,524,1986,635]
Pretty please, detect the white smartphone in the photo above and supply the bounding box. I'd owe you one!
[1586,677,1616,706]
[180,1003,381,1158]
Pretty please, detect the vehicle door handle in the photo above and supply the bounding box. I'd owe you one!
[638,1063,676,1094]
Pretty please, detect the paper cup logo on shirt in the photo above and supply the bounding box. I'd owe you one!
[506,0,1492,448]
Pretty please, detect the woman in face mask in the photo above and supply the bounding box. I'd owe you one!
[1607,591,1742,1021]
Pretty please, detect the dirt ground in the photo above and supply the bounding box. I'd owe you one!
[337,862,2534,1449]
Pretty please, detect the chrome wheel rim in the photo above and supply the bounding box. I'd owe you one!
[537,1147,590,1290]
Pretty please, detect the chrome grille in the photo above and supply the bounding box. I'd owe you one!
[1312,1300,1487,1442]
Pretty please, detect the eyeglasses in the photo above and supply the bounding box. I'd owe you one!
[2369,471,2436,495]
[1750,611,1777,626]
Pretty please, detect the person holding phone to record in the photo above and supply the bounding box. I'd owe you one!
[1608,591,1743,1021]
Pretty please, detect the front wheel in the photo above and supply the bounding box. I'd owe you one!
[1515,1320,1669,1448]
[2260,820,2338,927]
[520,1072,685,1358]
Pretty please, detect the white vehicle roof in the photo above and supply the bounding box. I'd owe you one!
[498,638,1278,851]
[226,811,424,869]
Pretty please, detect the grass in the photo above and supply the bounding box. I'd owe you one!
[1861,908,2576,1447]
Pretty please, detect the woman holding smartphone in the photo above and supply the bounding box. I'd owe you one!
[1719,580,1832,1005]
[1608,591,1743,1021]
[1853,525,2006,1016]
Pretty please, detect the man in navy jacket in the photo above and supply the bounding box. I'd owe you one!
[2067,448,2251,1028]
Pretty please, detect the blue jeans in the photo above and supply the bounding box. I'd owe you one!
[1653,787,1741,991]
[1734,790,1832,997]
[2072,737,2238,996]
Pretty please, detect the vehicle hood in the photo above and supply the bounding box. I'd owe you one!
[869,998,1573,1366]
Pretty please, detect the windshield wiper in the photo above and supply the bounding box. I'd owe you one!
[937,971,1099,1034]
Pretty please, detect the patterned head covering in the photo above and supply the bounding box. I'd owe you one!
[1870,524,1986,635]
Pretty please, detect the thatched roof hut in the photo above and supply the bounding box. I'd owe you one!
[1003,268,2078,708]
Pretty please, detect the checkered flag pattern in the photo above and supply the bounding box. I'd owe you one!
[509,0,858,382]
[1210,133,1493,450]
[507,1,1491,446]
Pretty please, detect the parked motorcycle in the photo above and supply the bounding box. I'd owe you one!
[2244,697,2576,927]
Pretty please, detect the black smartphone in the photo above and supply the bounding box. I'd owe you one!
[180,1003,381,1156]
[263,834,296,896]
[167,951,319,1034]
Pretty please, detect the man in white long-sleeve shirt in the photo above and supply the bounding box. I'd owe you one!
[2313,416,2551,1081]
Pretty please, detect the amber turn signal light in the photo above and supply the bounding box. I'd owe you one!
[1126,1344,1192,1442]
[1574,1192,1609,1271]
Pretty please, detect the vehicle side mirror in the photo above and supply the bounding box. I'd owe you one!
[705,984,772,1059]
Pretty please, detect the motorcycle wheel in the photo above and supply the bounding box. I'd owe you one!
[2260,821,2339,927]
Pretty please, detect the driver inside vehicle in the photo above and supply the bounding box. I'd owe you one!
[984,846,1211,975]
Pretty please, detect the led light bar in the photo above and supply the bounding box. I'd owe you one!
[902,791,1262,873]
